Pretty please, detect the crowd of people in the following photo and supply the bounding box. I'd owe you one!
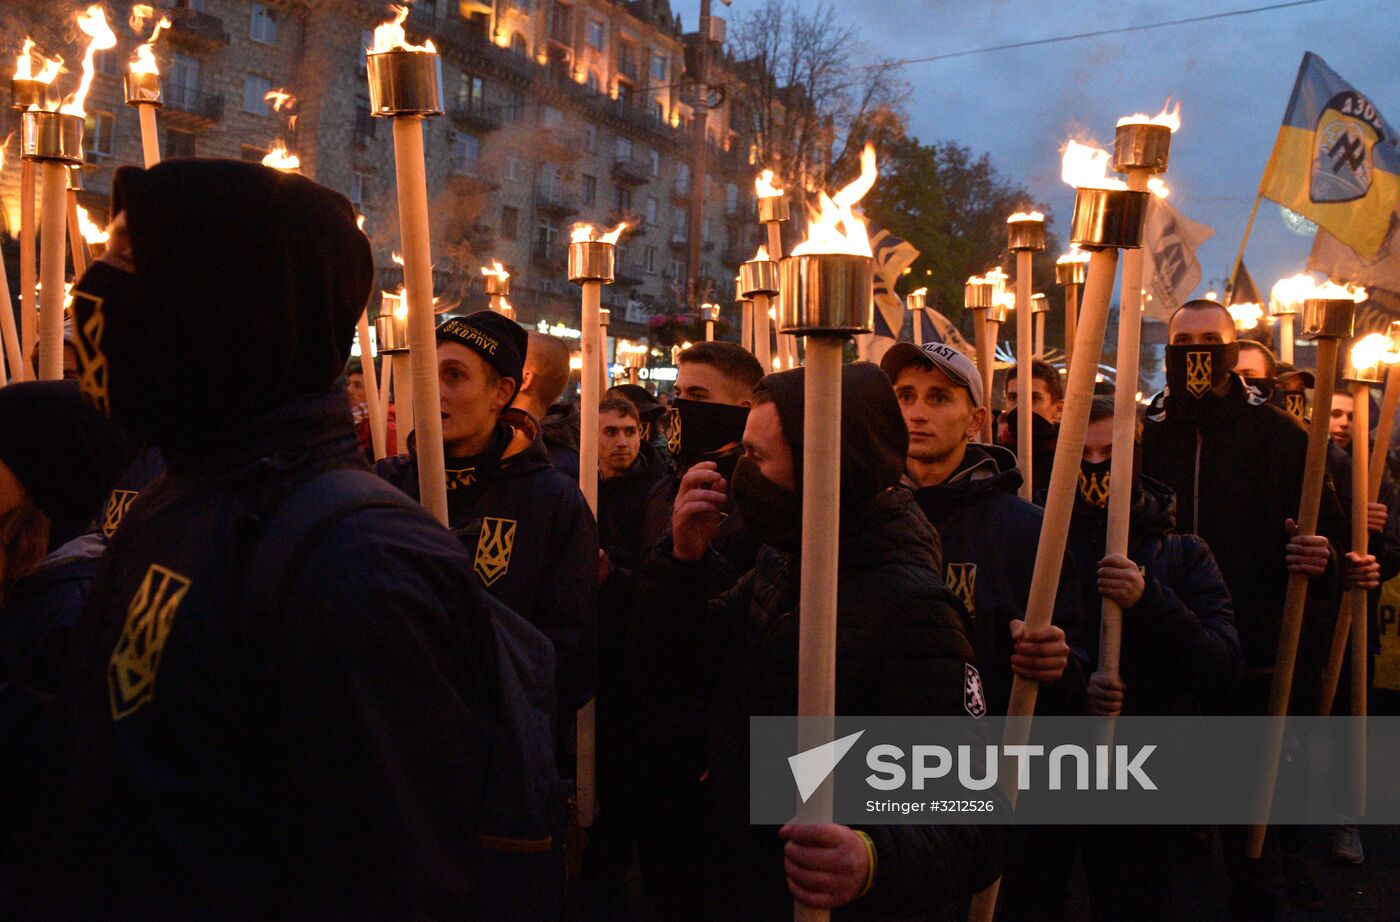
[0,159,1394,921]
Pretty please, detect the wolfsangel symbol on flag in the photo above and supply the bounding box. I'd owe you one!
[1260,52,1400,258]
[862,225,974,364]
[1142,195,1213,319]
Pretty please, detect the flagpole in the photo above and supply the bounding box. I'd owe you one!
[1228,138,1279,302]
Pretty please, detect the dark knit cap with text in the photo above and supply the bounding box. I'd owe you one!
[437,311,529,395]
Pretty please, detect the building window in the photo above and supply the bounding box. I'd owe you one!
[542,105,563,130]
[537,215,560,252]
[586,18,605,49]
[250,4,278,44]
[502,205,519,241]
[349,171,368,207]
[83,110,115,156]
[653,100,665,123]
[354,97,375,144]
[549,3,572,43]
[510,33,528,57]
[702,218,712,243]
[726,183,739,215]
[504,90,525,122]
[185,0,205,9]
[96,49,120,77]
[243,75,272,114]
[506,157,521,182]
[169,54,200,105]
[615,186,632,210]
[582,174,597,205]
[643,245,656,273]
[452,134,480,174]
[586,71,600,94]
[615,136,632,162]
[645,196,658,225]
[676,163,690,194]
[457,74,486,109]
[650,51,667,82]
[164,128,196,159]
[669,259,685,283]
[648,148,660,175]
[585,123,597,151]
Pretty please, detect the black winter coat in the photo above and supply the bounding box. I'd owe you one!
[378,409,598,715]
[634,486,1006,920]
[599,449,670,573]
[1142,377,1347,678]
[1068,476,1245,714]
[912,444,1088,716]
[27,391,495,918]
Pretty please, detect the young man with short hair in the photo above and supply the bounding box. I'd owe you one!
[513,330,579,477]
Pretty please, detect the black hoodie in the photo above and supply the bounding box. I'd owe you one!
[912,443,1089,716]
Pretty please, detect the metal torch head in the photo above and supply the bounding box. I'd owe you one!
[1069,188,1150,250]
[123,71,163,107]
[366,49,444,117]
[20,110,85,165]
[599,307,611,328]
[777,253,874,336]
[739,258,780,298]
[1300,298,1356,341]
[702,304,721,324]
[985,302,1009,325]
[1343,353,1387,385]
[907,289,927,312]
[10,78,46,111]
[483,274,510,297]
[1056,260,1088,286]
[756,195,789,224]
[65,166,82,191]
[374,298,411,354]
[1113,122,1172,174]
[1007,218,1047,252]
[964,281,995,311]
[1031,293,1049,314]
[569,240,615,284]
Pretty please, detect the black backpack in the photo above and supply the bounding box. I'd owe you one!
[237,465,568,918]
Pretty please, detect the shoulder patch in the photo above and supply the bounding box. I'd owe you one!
[109,564,192,720]
[964,663,987,718]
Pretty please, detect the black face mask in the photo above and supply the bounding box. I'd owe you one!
[68,262,163,439]
[1164,343,1240,401]
[1078,459,1112,509]
[666,398,749,479]
[1000,407,1058,453]
[731,456,801,553]
[1244,376,1277,402]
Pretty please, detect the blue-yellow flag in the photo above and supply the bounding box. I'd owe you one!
[1260,53,1400,258]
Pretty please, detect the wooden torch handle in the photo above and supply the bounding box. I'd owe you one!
[38,162,68,381]
[356,310,387,461]
[1368,364,1399,503]
[138,104,161,168]
[1016,250,1033,501]
[66,188,88,279]
[753,292,773,373]
[20,159,37,366]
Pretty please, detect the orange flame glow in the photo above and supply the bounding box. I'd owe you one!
[481,259,510,280]
[570,222,629,245]
[261,139,301,172]
[1351,333,1399,370]
[1270,273,1315,314]
[264,88,296,111]
[356,214,366,231]
[370,5,437,54]
[129,7,171,76]
[129,4,155,31]
[15,38,63,85]
[391,251,405,265]
[755,169,784,199]
[752,244,770,262]
[790,143,877,258]
[1057,245,1091,265]
[61,5,119,118]
[1007,210,1045,223]
[1148,177,1169,199]
[1061,140,1126,191]
[1311,280,1367,302]
[76,204,109,244]
[1117,99,1182,132]
[909,287,928,297]
[1227,302,1264,331]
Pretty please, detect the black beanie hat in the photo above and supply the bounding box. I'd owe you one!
[0,381,128,547]
[85,159,374,450]
[437,311,529,396]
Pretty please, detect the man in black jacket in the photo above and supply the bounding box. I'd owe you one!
[513,330,579,477]
[29,160,501,917]
[378,312,598,750]
[881,341,1087,716]
[634,363,1005,920]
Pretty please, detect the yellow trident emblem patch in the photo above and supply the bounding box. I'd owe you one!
[474,517,517,587]
[665,408,682,456]
[108,564,192,720]
[446,467,478,492]
[1078,470,1111,508]
[1185,350,1212,398]
[1285,392,1306,419]
[70,289,111,417]
[101,489,140,538]
[945,563,977,615]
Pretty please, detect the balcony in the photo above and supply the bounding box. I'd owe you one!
[615,261,644,288]
[450,100,504,132]
[609,207,643,230]
[611,158,651,187]
[534,188,579,217]
[166,7,229,52]
[163,85,224,127]
[450,161,499,191]
[619,56,639,81]
[532,239,567,271]
[669,233,690,252]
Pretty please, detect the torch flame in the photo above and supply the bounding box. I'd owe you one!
[76,205,109,244]
[570,222,629,245]
[61,5,119,118]
[391,251,404,265]
[1270,273,1316,314]
[1007,210,1045,223]
[790,143,877,258]
[1351,333,1398,371]
[1057,245,1091,265]
[1117,99,1182,132]
[1226,302,1264,331]
[356,214,366,231]
[752,244,770,262]
[15,38,63,85]
[1061,140,1126,191]
[1148,177,1170,199]
[129,4,154,31]
[261,139,301,172]
[370,5,437,54]
[129,8,171,76]
[263,89,296,112]
[481,259,510,280]
[1310,280,1367,302]
[909,287,928,297]
[755,169,784,199]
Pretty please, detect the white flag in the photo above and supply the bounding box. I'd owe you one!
[1141,197,1214,321]
[1309,211,1400,294]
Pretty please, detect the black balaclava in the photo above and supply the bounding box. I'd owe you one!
[1077,459,1112,509]
[665,398,749,478]
[68,160,374,452]
[1000,407,1058,455]
[1244,376,1277,402]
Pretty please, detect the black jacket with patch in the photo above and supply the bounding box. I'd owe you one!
[377,408,598,717]
[912,444,1089,716]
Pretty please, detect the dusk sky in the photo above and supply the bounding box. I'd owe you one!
[721,0,1399,299]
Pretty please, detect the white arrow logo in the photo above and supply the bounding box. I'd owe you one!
[788,731,865,803]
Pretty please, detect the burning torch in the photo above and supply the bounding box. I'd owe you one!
[599,306,611,394]
[778,144,877,922]
[702,303,719,342]
[64,167,87,279]
[1247,280,1365,857]
[483,260,512,317]
[1370,322,1400,504]
[1008,210,1046,500]
[1270,273,1312,365]
[740,246,778,369]
[907,287,928,347]
[757,169,796,368]
[350,216,387,461]
[366,5,448,524]
[620,341,647,385]
[1031,293,1048,357]
[737,274,754,354]
[375,286,411,445]
[126,5,170,168]
[971,139,1150,922]
[1099,105,1178,707]
[964,269,1005,444]
[0,140,25,382]
[1056,246,1089,374]
[12,38,61,369]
